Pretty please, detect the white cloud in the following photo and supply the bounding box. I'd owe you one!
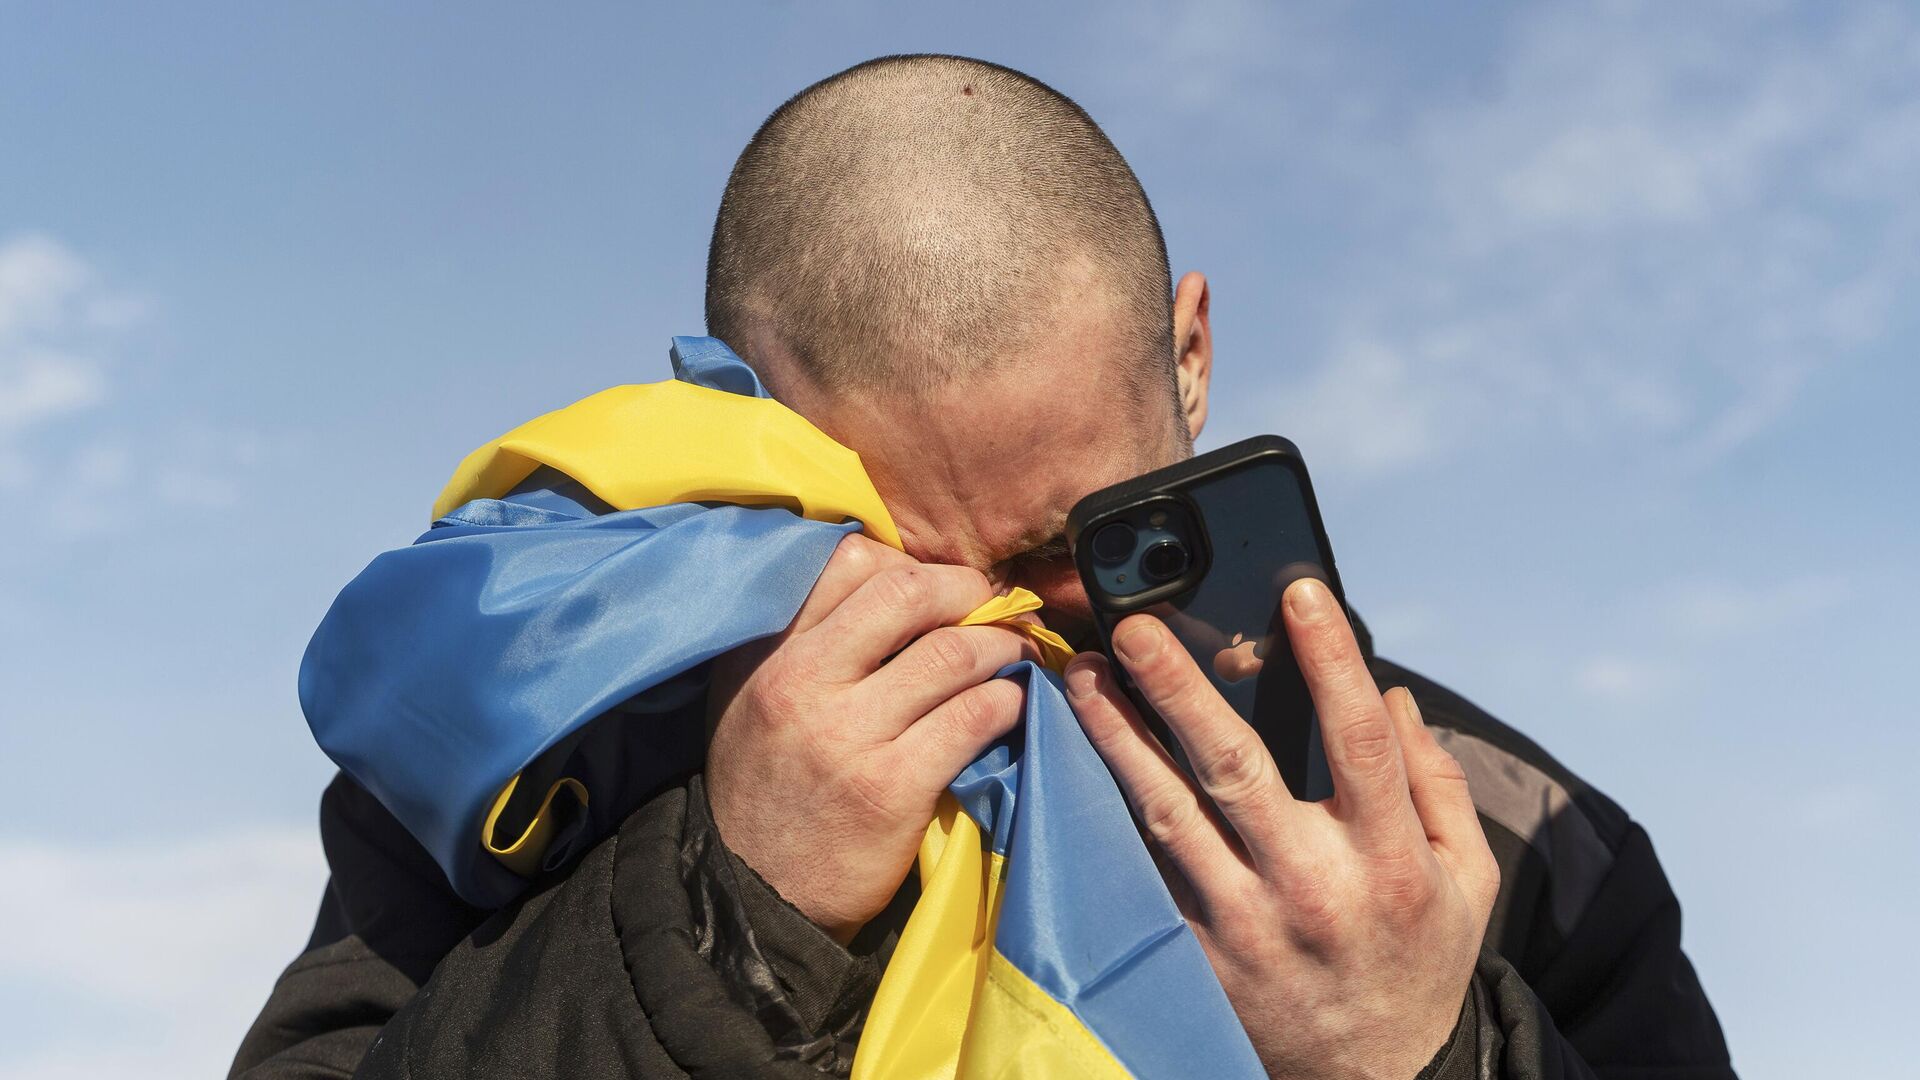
[0,353,107,435]
[1662,574,1849,638]
[1574,653,1664,701]
[0,235,117,441]
[155,466,242,509]
[0,826,328,1080]
[0,234,92,338]
[1568,572,1849,705]
[1280,337,1453,474]
[1200,2,1920,477]
[0,232,259,536]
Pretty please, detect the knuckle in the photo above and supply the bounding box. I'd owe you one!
[1470,846,1503,907]
[758,654,820,718]
[946,684,997,736]
[831,533,881,576]
[1281,870,1344,944]
[1334,716,1397,773]
[1428,746,1471,786]
[958,681,1021,737]
[1138,790,1206,850]
[1159,669,1215,714]
[944,563,993,595]
[876,565,933,616]
[918,628,980,683]
[1196,736,1273,805]
[1369,847,1435,910]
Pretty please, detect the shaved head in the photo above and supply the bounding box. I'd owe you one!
[705,54,1175,405]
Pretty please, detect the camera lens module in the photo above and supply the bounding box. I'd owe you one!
[1090,522,1137,565]
[1139,539,1190,583]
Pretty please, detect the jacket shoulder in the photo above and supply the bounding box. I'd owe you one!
[1369,655,1642,961]
[1369,655,1630,850]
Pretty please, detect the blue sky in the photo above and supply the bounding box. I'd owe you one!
[3,3,1914,1076]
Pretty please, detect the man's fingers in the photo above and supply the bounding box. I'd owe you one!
[1282,578,1418,840]
[1387,687,1500,913]
[1106,617,1305,872]
[797,562,998,682]
[1065,652,1262,888]
[788,533,915,636]
[857,624,1042,737]
[892,677,1026,794]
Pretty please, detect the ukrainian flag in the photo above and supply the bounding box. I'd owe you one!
[301,337,1263,1078]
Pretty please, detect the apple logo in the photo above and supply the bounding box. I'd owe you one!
[1213,632,1267,683]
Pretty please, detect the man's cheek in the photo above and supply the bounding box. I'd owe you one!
[1027,563,1093,632]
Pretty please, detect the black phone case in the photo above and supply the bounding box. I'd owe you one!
[1068,435,1346,800]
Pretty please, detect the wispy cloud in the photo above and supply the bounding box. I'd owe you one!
[0,826,327,1080]
[1135,2,1920,478]
[0,231,259,535]
[0,235,118,461]
[1662,574,1850,638]
[1574,653,1665,701]
[1569,572,1850,702]
[1404,2,1919,470]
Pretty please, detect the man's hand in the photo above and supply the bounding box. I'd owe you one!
[1064,577,1500,1080]
[705,533,1040,944]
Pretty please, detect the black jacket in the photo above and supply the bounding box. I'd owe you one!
[231,656,1734,1079]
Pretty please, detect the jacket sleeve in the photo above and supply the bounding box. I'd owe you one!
[678,772,907,1074]
[231,770,898,1079]
[351,779,899,1079]
[1426,821,1735,1080]
[227,773,487,1079]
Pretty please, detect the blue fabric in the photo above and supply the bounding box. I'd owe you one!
[671,334,771,397]
[301,501,856,906]
[300,345,856,906]
[954,665,1266,1078]
[301,336,1262,1077]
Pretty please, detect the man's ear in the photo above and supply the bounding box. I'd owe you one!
[1171,271,1212,441]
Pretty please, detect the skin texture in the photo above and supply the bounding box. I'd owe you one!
[705,267,1498,1073]
[1065,581,1500,1079]
[708,271,1206,940]
[705,537,1042,942]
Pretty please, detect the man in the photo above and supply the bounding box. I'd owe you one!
[234,55,1733,1079]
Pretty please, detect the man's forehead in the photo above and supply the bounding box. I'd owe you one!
[829,372,1170,568]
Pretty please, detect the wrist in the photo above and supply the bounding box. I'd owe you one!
[1409,986,1474,1080]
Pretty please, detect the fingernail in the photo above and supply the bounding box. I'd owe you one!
[1285,578,1334,623]
[1390,685,1422,725]
[1115,624,1163,663]
[1065,659,1102,700]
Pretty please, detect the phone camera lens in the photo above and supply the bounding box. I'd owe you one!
[1140,540,1190,583]
[1090,522,1137,565]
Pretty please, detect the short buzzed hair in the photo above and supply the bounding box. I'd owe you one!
[705,54,1175,403]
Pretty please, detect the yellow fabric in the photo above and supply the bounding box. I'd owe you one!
[853,795,1006,1080]
[450,376,1109,1078]
[477,586,1068,881]
[453,379,1075,878]
[432,380,903,550]
[481,774,588,876]
[854,799,1133,1080]
[960,952,1135,1079]
[958,590,1076,674]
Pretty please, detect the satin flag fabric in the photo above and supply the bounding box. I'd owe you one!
[300,337,1262,1078]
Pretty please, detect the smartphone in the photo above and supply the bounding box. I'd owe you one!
[1067,435,1345,801]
